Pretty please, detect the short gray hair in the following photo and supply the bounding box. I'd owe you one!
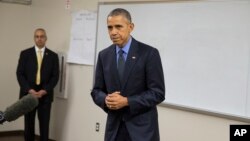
[107,8,132,23]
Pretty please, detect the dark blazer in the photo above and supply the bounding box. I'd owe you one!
[91,38,165,141]
[16,46,59,102]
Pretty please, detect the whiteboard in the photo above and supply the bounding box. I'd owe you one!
[96,0,250,119]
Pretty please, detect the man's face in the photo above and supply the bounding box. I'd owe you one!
[107,15,134,47]
[34,30,47,48]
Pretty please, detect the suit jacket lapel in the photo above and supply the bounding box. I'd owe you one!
[32,46,38,69]
[121,39,140,90]
[41,48,49,72]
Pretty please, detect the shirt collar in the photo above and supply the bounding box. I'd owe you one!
[35,46,45,52]
[116,37,132,55]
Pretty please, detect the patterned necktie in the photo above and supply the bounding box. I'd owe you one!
[36,50,42,85]
[117,49,125,81]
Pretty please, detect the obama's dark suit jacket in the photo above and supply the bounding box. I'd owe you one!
[91,38,165,141]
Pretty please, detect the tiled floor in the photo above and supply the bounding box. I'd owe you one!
[0,135,40,141]
[0,136,43,141]
[0,135,25,141]
[0,131,54,141]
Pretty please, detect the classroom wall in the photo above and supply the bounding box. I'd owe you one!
[0,0,248,141]
[0,2,32,132]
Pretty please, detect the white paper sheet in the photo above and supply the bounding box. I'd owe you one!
[67,10,97,65]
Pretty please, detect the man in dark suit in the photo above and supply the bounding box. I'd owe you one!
[91,8,165,141]
[16,28,59,141]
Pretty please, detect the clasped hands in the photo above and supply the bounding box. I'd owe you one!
[105,91,128,110]
[28,89,47,98]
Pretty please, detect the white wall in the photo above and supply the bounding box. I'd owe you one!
[0,2,32,132]
[0,0,248,141]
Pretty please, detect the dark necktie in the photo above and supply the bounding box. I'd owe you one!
[118,49,125,80]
